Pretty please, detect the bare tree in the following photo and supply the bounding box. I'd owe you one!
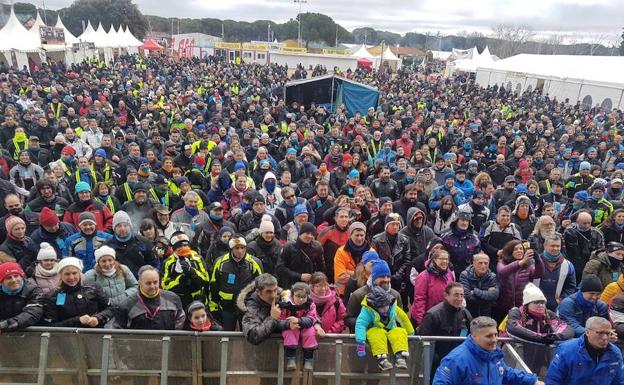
[491,23,535,58]
[586,32,609,55]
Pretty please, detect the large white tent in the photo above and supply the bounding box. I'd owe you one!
[447,46,497,74]
[475,54,624,110]
[0,7,42,70]
[351,44,375,59]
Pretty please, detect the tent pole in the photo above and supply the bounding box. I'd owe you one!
[330,75,335,114]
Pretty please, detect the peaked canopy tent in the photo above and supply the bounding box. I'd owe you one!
[284,74,379,117]
[446,46,497,75]
[475,53,624,110]
[374,46,402,70]
[0,7,45,70]
[141,39,164,51]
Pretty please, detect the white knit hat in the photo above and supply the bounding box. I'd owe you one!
[57,257,83,273]
[37,242,58,261]
[259,220,274,233]
[113,211,132,229]
[522,283,547,305]
[94,246,116,264]
[229,236,247,249]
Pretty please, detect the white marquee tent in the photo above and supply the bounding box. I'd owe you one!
[351,44,375,59]
[447,46,497,74]
[475,54,624,110]
[0,7,43,69]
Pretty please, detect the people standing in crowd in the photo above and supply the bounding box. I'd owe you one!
[27,242,59,294]
[460,253,499,318]
[83,246,138,306]
[0,262,44,332]
[411,249,455,326]
[535,235,576,312]
[558,274,609,337]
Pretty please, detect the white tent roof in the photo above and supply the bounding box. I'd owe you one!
[29,11,46,30]
[430,50,452,60]
[77,20,97,43]
[453,46,496,73]
[93,22,112,47]
[381,46,400,61]
[122,26,143,47]
[55,16,79,45]
[0,7,41,52]
[351,44,375,59]
[478,53,624,86]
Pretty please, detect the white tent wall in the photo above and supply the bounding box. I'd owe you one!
[578,83,623,110]
[546,79,582,102]
[269,51,358,72]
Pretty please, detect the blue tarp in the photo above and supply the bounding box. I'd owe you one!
[340,80,379,117]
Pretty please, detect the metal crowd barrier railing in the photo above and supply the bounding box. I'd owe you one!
[0,327,530,385]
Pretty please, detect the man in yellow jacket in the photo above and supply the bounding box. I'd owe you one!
[161,231,210,309]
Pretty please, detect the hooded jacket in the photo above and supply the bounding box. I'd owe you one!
[238,282,290,345]
[582,250,624,291]
[511,195,537,239]
[247,236,282,275]
[258,172,283,214]
[0,282,44,332]
[399,207,438,266]
[441,217,481,273]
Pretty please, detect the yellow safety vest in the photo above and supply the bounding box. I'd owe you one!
[75,169,98,186]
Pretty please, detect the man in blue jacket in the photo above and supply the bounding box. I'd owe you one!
[558,274,609,336]
[433,316,543,385]
[546,316,624,385]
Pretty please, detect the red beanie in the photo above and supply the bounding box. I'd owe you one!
[39,207,60,228]
[0,262,24,283]
[62,145,76,157]
[342,153,353,163]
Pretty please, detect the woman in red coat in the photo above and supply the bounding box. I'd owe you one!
[410,249,455,326]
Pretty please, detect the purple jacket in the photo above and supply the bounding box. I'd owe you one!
[496,258,544,312]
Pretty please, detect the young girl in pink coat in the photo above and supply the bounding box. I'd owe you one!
[280,282,325,371]
[411,249,455,326]
[309,272,346,333]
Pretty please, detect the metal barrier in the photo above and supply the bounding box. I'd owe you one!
[0,328,529,385]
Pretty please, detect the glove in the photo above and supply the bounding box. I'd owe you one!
[180,259,191,274]
[356,343,366,357]
[298,316,314,329]
[541,333,556,345]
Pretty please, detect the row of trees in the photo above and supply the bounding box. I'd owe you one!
[2,1,623,58]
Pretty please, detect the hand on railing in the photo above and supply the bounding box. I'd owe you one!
[356,343,366,357]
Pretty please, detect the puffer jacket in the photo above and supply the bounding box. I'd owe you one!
[459,265,499,317]
[545,336,624,385]
[0,237,39,272]
[582,250,624,290]
[247,236,282,275]
[399,207,438,266]
[0,282,44,332]
[64,231,113,272]
[505,307,574,344]
[106,234,156,278]
[432,335,538,385]
[557,291,609,337]
[30,222,77,257]
[311,286,346,333]
[238,282,290,345]
[371,231,412,292]
[441,220,481,274]
[318,224,350,282]
[83,265,138,306]
[480,220,522,269]
[43,283,113,327]
[601,274,624,304]
[276,238,325,289]
[495,258,544,314]
[113,289,185,330]
[411,260,455,325]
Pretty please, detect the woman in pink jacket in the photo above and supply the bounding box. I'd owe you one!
[411,249,455,326]
[309,272,346,333]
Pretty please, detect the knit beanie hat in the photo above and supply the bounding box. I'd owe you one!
[219,226,234,237]
[579,161,591,171]
[39,207,60,228]
[94,148,107,158]
[371,260,391,282]
[522,283,547,305]
[444,171,455,181]
[62,145,76,156]
[574,190,589,202]
[362,250,380,265]
[75,181,91,193]
[5,215,25,235]
[113,211,132,229]
[37,242,58,261]
[299,222,316,235]
[78,212,97,226]
[385,213,402,230]
[259,220,274,233]
[0,262,24,283]
[94,246,116,264]
[294,204,308,218]
[57,257,83,273]
[229,236,247,249]
[349,221,366,234]
[580,274,603,293]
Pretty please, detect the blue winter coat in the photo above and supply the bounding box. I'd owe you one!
[432,335,538,385]
[429,184,466,210]
[63,231,113,272]
[546,336,624,385]
[557,291,609,337]
[455,179,475,199]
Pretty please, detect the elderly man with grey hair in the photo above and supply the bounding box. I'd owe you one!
[546,316,623,385]
[170,190,209,232]
[433,316,543,385]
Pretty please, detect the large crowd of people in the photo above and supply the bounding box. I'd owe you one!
[0,53,623,380]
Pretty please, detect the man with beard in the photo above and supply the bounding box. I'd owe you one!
[334,222,372,296]
[121,183,155,231]
[371,165,399,202]
[277,148,305,183]
[25,179,70,215]
[399,207,438,272]
[345,260,402,331]
[0,194,40,243]
[9,150,44,191]
[308,180,334,227]
[458,191,490,231]
[393,183,428,223]
[563,211,605,282]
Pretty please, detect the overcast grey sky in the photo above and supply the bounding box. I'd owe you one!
[24,0,624,41]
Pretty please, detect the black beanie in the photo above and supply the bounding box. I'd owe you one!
[299,222,316,236]
[580,274,603,293]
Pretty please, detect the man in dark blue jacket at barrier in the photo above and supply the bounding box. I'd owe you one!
[546,316,624,385]
[433,316,543,385]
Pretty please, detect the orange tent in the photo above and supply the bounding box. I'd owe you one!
[140,39,163,51]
